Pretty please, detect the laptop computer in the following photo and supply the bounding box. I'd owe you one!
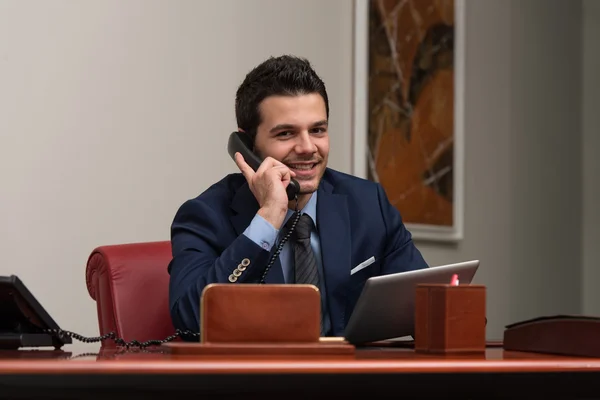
[343,260,480,345]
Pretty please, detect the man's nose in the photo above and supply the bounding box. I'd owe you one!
[295,131,317,154]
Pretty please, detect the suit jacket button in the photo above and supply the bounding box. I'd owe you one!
[233,269,242,277]
[228,274,237,283]
[241,258,250,267]
[237,263,246,271]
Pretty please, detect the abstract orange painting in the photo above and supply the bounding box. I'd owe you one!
[354,0,464,241]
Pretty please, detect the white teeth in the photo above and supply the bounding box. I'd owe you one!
[290,164,314,171]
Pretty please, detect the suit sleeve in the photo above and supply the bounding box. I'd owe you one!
[168,198,275,335]
[376,183,429,273]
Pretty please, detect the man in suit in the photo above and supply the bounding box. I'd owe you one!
[168,55,428,338]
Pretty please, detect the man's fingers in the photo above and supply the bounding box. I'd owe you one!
[261,157,295,177]
[258,156,287,171]
[269,165,295,184]
[234,152,255,181]
[237,154,295,189]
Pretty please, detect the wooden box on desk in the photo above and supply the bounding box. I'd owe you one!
[200,283,320,343]
[414,283,486,354]
[163,283,355,356]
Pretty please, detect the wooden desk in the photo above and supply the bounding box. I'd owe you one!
[1,342,599,399]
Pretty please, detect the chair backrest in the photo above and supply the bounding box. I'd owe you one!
[85,241,175,345]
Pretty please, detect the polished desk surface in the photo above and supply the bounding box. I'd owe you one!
[0,340,600,372]
[1,341,600,398]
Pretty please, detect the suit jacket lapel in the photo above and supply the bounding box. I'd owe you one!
[230,182,284,283]
[317,177,351,335]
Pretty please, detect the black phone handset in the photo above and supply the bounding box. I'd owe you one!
[227,131,301,283]
[227,131,300,200]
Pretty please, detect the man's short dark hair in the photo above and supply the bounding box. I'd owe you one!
[235,55,329,142]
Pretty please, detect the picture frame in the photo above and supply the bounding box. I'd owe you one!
[352,0,466,242]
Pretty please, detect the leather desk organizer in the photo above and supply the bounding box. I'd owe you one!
[414,283,486,354]
[163,284,355,355]
[503,315,600,358]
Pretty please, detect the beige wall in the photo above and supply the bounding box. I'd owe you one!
[583,0,600,315]
[0,0,592,341]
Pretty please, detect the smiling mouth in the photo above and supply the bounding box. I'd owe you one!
[288,163,318,171]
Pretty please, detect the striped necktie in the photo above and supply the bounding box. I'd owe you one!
[291,213,325,335]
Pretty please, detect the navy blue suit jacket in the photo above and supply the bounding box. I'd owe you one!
[168,168,428,337]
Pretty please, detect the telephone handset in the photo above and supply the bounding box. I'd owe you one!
[227,131,301,284]
[227,131,300,201]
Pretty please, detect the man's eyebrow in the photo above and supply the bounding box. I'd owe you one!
[269,120,328,133]
[312,120,328,127]
[269,124,296,133]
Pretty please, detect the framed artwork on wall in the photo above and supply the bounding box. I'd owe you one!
[352,0,466,242]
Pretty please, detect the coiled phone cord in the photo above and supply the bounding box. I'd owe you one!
[42,327,199,349]
[259,194,300,284]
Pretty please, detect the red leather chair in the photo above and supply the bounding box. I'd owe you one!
[85,241,176,345]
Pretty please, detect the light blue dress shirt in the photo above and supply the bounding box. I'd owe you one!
[242,192,331,336]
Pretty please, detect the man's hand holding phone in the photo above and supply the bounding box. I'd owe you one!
[235,152,295,230]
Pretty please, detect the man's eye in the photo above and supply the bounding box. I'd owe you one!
[277,131,292,137]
